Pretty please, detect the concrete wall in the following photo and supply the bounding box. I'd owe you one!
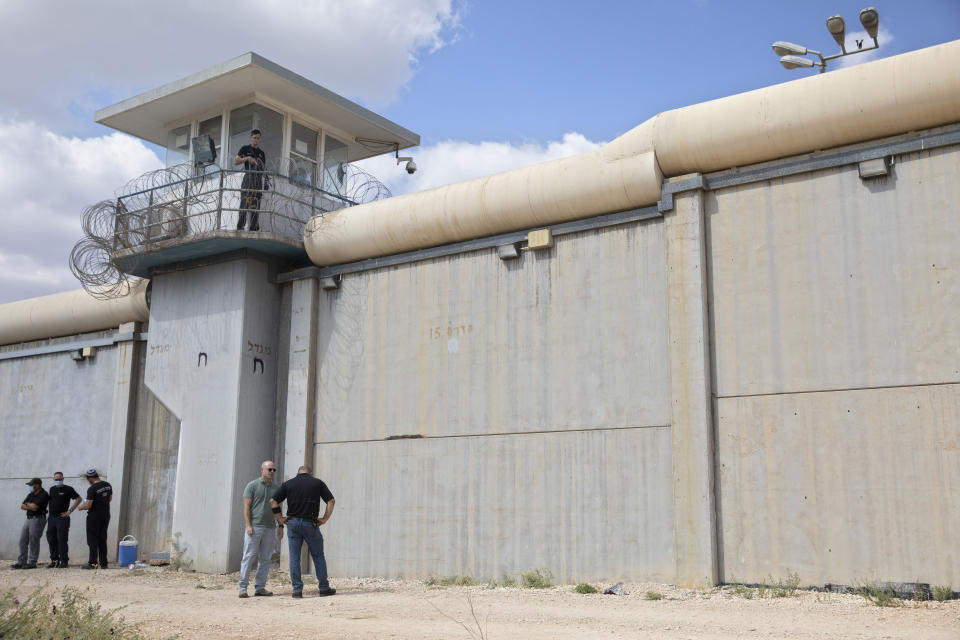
[116,340,181,561]
[146,257,280,572]
[0,333,118,561]
[708,144,960,586]
[311,221,676,582]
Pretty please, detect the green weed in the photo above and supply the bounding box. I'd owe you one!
[573,583,597,594]
[518,568,553,589]
[0,584,148,639]
[427,575,477,588]
[855,580,902,607]
[932,585,953,602]
[645,591,664,600]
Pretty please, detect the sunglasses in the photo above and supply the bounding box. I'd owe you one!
[266,468,276,472]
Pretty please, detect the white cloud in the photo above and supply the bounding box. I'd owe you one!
[0,0,461,128]
[357,132,605,196]
[834,28,894,68]
[0,121,162,303]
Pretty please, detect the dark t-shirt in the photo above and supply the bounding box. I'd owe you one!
[272,473,334,521]
[237,145,266,171]
[86,481,113,514]
[49,484,81,514]
[23,489,49,517]
[50,484,80,515]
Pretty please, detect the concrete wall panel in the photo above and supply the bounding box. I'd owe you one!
[716,383,960,586]
[314,222,670,443]
[315,427,675,582]
[708,146,960,397]
[0,343,118,559]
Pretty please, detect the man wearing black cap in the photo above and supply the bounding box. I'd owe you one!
[10,478,49,569]
[46,471,82,568]
[269,465,336,598]
[76,468,112,570]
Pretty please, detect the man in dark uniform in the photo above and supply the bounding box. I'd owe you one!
[10,477,49,569]
[270,465,336,598]
[45,471,82,568]
[234,129,267,231]
[76,468,112,570]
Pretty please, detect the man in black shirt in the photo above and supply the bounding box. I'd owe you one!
[11,477,49,569]
[46,471,82,568]
[270,465,336,598]
[76,468,113,569]
[234,129,267,231]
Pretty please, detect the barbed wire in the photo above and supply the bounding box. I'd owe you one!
[70,159,391,299]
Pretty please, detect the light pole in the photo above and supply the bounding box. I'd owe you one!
[772,7,880,73]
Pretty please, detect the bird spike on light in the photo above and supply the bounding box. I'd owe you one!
[825,15,846,52]
[859,7,879,41]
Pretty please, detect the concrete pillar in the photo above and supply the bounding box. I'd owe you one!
[106,322,140,562]
[145,258,280,572]
[664,179,719,588]
[279,277,319,572]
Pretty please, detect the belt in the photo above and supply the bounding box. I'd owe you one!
[26,514,46,518]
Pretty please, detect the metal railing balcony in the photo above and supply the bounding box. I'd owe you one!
[111,167,355,250]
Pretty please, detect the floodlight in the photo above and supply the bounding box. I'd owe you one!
[859,7,879,40]
[825,15,846,51]
[772,41,807,56]
[779,55,816,70]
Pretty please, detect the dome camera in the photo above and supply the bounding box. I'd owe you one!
[405,159,417,174]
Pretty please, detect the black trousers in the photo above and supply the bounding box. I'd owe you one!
[46,514,71,564]
[86,511,110,567]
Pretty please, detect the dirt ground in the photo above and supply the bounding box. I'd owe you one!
[2,563,958,639]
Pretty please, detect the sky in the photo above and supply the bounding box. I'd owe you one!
[0,0,957,304]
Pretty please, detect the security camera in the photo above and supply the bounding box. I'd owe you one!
[397,156,416,175]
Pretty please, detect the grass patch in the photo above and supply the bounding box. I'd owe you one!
[645,591,664,600]
[573,583,597,594]
[769,572,801,598]
[195,583,224,590]
[0,584,148,639]
[729,583,754,599]
[932,585,953,602]
[518,568,553,589]
[426,575,477,588]
[855,580,902,607]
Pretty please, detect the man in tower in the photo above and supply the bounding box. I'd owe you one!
[45,471,82,568]
[234,129,267,231]
[76,468,112,569]
[238,460,282,598]
[270,465,336,598]
[10,477,49,569]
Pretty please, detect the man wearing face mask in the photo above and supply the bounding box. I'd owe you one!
[45,472,82,568]
[10,477,49,569]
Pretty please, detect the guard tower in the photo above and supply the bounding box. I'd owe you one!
[92,53,418,572]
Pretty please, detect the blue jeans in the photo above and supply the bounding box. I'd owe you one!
[287,518,329,593]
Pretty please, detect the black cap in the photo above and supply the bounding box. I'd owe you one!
[26,477,42,486]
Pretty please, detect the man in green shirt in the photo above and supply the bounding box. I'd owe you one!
[238,460,282,598]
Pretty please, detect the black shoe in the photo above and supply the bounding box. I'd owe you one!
[46,561,58,568]
[82,564,97,570]
[292,592,302,599]
[238,592,249,599]
[10,563,23,569]
[57,563,69,569]
[317,587,336,597]
[249,225,260,232]
[254,589,273,597]
[99,564,109,570]
[22,564,37,570]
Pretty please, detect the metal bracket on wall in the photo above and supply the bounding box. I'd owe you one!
[0,331,149,362]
